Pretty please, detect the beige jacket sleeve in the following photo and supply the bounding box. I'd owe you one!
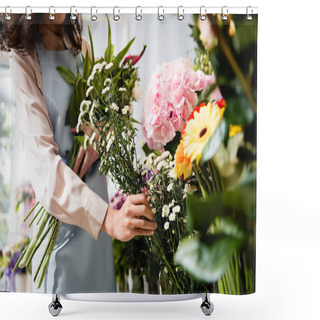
[9,43,108,241]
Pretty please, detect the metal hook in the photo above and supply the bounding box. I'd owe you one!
[113,6,120,21]
[246,6,253,21]
[5,6,11,21]
[25,6,32,20]
[200,6,207,20]
[221,6,228,21]
[90,6,97,21]
[48,6,55,21]
[177,6,184,21]
[70,6,77,21]
[135,6,142,21]
[158,6,164,21]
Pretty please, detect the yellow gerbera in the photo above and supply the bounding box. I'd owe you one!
[182,99,226,164]
[229,124,243,137]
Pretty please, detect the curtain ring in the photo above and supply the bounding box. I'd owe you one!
[157,6,164,21]
[246,6,253,21]
[177,6,184,21]
[90,6,97,21]
[221,6,228,21]
[4,6,11,21]
[70,6,77,21]
[48,6,55,21]
[135,6,142,21]
[200,6,207,20]
[113,6,120,21]
[25,6,32,20]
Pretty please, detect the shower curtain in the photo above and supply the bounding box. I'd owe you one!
[0,9,257,296]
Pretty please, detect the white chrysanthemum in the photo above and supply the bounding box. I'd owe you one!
[145,157,153,171]
[141,169,148,176]
[172,205,180,213]
[89,103,97,126]
[167,183,173,192]
[92,63,102,74]
[86,86,93,97]
[162,205,170,218]
[169,212,176,221]
[184,184,198,194]
[168,169,175,178]
[98,61,107,73]
[84,134,89,150]
[89,132,96,145]
[105,106,109,113]
[164,222,170,230]
[87,74,94,86]
[169,199,175,208]
[111,103,119,111]
[80,100,91,112]
[105,62,113,70]
[104,78,112,86]
[152,208,156,214]
[122,105,130,114]
[119,87,127,92]
[102,87,110,95]
[157,160,167,171]
[106,132,115,152]
[76,114,82,134]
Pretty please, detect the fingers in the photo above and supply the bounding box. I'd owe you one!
[127,193,152,210]
[130,218,157,231]
[73,146,85,174]
[131,204,155,221]
[133,228,155,237]
[82,122,94,137]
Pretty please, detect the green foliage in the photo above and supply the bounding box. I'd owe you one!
[201,119,226,164]
[175,174,255,287]
[175,232,244,283]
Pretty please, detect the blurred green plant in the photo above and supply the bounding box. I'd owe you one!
[173,14,257,294]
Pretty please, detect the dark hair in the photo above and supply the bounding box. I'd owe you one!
[0,13,83,56]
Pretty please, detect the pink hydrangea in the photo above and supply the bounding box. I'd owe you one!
[142,57,222,150]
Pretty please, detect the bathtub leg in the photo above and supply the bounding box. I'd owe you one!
[48,294,63,317]
[200,293,214,316]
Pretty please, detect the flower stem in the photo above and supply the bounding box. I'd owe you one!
[23,201,39,222]
[193,164,209,199]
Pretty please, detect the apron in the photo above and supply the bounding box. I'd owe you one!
[33,34,116,294]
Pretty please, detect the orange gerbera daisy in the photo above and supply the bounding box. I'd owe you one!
[174,142,192,179]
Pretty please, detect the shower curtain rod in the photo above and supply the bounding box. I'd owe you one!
[0,6,259,15]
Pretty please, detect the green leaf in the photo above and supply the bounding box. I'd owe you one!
[186,194,226,234]
[83,49,90,79]
[186,175,256,233]
[104,14,113,63]
[174,235,242,283]
[88,25,95,66]
[201,119,226,164]
[142,143,162,157]
[224,94,254,125]
[111,37,135,72]
[56,66,76,84]
[131,117,141,125]
[164,131,181,156]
